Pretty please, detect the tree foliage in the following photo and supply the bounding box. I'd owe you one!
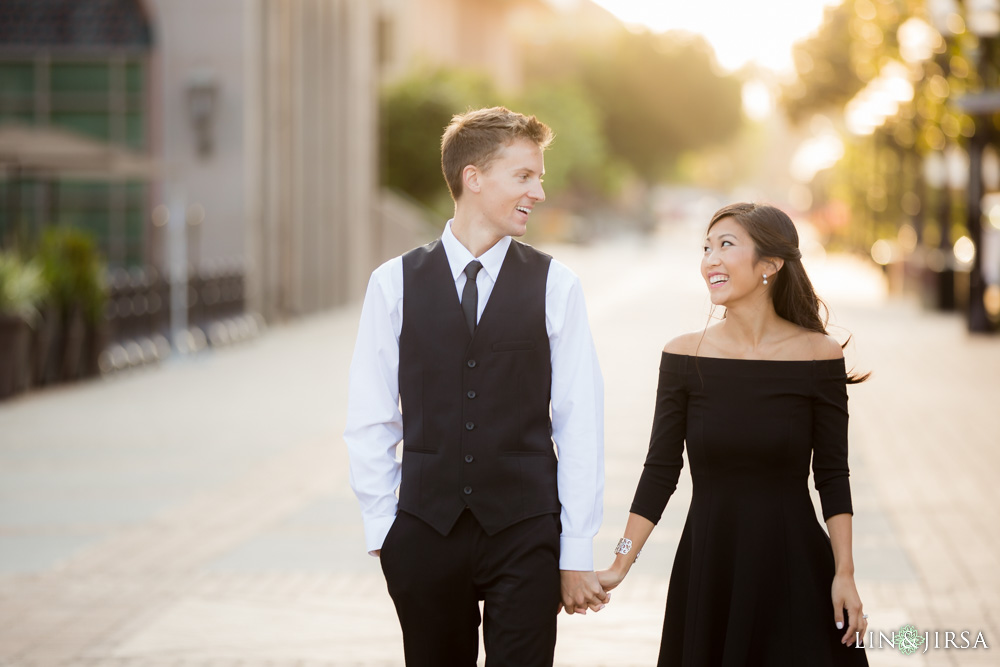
[513,82,622,199]
[781,0,998,155]
[525,29,744,180]
[781,1,867,124]
[380,66,499,214]
[380,66,622,214]
[779,0,1000,257]
[380,26,746,211]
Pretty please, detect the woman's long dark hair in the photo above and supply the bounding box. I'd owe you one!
[706,202,869,384]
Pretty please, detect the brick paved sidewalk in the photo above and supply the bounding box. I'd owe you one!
[0,223,997,666]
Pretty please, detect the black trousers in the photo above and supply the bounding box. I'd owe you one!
[380,509,561,667]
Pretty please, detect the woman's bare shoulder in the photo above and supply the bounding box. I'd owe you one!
[663,331,706,356]
[804,331,844,360]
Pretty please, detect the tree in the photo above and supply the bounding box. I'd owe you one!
[381,27,745,213]
[513,82,621,199]
[525,29,744,181]
[380,66,618,214]
[380,66,500,216]
[781,0,870,124]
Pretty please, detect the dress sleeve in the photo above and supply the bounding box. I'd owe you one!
[811,359,854,519]
[630,353,688,525]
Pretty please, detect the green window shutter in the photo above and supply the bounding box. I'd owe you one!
[0,62,35,95]
[50,63,111,94]
[50,111,111,141]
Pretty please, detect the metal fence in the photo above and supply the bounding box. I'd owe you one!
[99,263,263,374]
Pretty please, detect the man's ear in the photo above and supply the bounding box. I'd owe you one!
[462,165,481,194]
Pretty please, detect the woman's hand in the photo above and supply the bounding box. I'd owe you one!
[598,515,655,596]
[596,565,626,593]
[831,572,867,646]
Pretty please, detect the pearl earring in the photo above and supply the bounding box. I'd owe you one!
[762,274,768,285]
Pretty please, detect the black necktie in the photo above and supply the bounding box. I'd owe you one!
[462,260,483,335]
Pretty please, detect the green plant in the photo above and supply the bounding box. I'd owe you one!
[381,64,500,218]
[514,82,623,199]
[36,227,107,324]
[0,251,47,325]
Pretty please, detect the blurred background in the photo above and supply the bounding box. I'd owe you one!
[0,1,998,666]
[1,0,998,393]
[1,0,998,394]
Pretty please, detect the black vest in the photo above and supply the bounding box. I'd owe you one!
[398,239,559,536]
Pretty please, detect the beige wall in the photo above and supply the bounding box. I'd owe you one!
[380,0,550,91]
[148,0,381,321]
[146,0,251,266]
[252,0,380,318]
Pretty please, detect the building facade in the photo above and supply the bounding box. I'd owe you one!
[147,0,382,319]
[378,0,553,91]
[1,0,383,323]
[0,0,153,267]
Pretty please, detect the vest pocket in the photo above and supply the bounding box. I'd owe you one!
[397,453,422,508]
[492,340,536,352]
[407,369,451,453]
[518,455,560,514]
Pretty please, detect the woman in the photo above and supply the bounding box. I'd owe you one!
[598,203,869,665]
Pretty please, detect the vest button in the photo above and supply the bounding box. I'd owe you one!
[465,421,475,431]
[467,359,477,368]
[466,390,476,399]
[463,486,473,495]
[465,454,474,463]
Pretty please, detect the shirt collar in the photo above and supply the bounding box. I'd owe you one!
[442,220,511,283]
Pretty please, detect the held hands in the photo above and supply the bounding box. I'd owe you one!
[831,572,867,646]
[557,570,609,615]
[596,564,626,593]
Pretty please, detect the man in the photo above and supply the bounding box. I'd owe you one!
[345,106,606,666]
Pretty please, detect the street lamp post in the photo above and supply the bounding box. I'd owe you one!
[966,113,990,330]
[896,9,957,308]
[961,0,999,332]
[923,150,957,309]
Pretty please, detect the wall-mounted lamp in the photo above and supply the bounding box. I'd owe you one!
[187,68,219,159]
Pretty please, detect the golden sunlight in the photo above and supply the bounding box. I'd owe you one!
[588,0,844,72]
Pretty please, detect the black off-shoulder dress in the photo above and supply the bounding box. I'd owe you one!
[631,353,869,666]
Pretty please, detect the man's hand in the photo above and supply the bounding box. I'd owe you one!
[558,570,609,615]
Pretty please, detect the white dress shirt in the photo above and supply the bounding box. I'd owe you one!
[344,221,604,570]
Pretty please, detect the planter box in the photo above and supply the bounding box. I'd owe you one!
[0,314,31,400]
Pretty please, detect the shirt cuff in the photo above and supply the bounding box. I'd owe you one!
[364,513,397,556]
[559,535,594,571]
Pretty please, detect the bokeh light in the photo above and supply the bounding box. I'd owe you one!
[871,239,894,266]
[988,201,1000,231]
[152,204,170,227]
[898,224,918,253]
[986,285,1000,318]
[954,236,976,265]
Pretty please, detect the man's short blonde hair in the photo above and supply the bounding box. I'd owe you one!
[441,106,553,201]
